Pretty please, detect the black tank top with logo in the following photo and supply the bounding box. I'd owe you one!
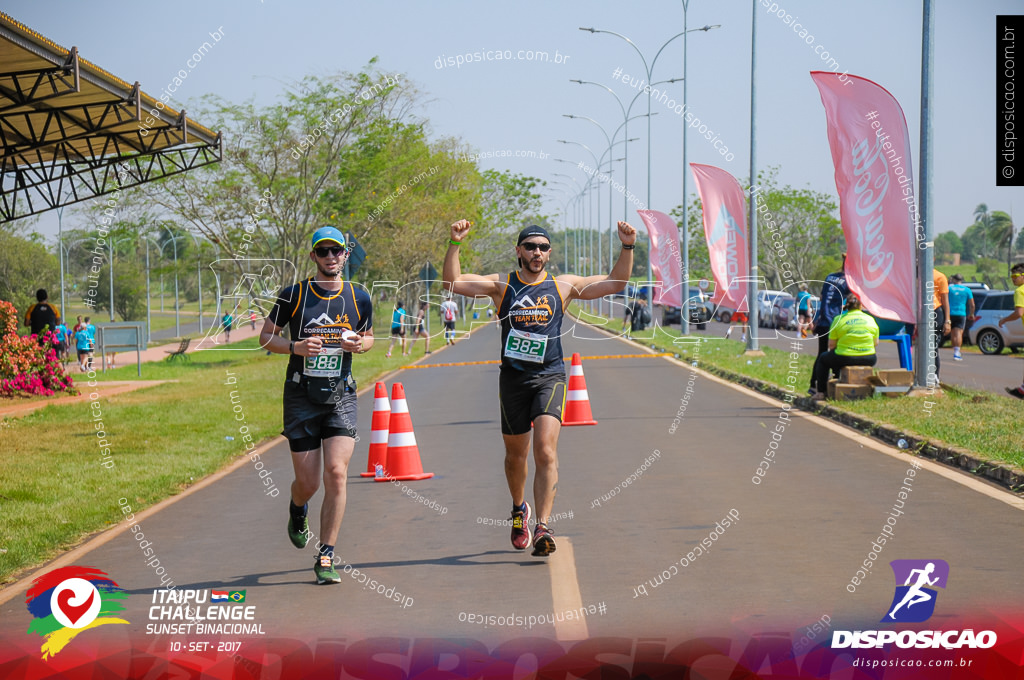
[268,278,372,380]
[497,271,565,374]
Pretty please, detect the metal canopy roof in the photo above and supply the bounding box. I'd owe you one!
[0,11,221,222]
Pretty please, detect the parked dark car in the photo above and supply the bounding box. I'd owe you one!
[662,291,712,329]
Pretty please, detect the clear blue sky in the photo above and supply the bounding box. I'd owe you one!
[7,0,1021,241]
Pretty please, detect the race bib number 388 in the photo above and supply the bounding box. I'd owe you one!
[504,329,547,363]
[304,347,344,377]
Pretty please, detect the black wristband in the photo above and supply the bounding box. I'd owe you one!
[289,340,295,354]
[622,244,635,250]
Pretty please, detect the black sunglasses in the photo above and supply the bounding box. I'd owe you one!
[520,242,551,252]
[314,245,347,257]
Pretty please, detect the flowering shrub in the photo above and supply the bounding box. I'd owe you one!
[0,300,76,397]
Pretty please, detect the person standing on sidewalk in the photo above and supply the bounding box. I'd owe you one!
[443,220,636,556]
[440,293,458,345]
[946,273,974,361]
[259,227,374,584]
[385,301,407,358]
[809,254,850,395]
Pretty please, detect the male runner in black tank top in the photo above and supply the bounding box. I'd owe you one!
[260,227,375,584]
[443,220,637,556]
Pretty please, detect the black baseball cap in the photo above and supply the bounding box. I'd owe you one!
[517,225,551,246]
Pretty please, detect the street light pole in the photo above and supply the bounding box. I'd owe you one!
[581,23,720,311]
[160,224,181,338]
[57,206,65,320]
[747,0,761,352]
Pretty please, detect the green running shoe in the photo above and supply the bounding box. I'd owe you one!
[288,515,310,549]
[314,554,341,584]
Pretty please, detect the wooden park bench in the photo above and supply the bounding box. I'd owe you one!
[164,338,191,362]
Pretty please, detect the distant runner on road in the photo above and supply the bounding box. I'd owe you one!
[442,219,636,556]
[259,226,374,584]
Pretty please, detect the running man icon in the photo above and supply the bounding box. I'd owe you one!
[882,559,949,623]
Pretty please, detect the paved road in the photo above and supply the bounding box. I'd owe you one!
[2,323,1022,675]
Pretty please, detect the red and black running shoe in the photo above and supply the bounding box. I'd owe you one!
[531,522,556,557]
[510,502,532,550]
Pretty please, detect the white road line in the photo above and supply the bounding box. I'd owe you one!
[548,537,588,640]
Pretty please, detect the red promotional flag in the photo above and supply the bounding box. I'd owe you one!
[635,210,683,307]
[689,163,749,313]
[811,71,918,323]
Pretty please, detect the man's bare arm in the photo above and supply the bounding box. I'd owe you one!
[561,221,637,302]
[442,218,503,302]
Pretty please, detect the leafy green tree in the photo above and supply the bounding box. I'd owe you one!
[934,230,963,259]
[964,204,1014,272]
[92,262,147,321]
[326,120,481,284]
[0,221,59,323]
[143,64,417,282]
[470,169,546,274]
[961,221,992,261]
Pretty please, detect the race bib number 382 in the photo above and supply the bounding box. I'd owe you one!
[504,329,547,363]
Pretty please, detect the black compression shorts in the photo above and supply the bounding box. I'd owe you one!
[498,369,566,435]
[282,379,358,451]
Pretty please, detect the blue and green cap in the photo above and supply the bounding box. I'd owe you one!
[311,226,346,249]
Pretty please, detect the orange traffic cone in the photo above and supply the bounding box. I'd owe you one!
[361,382,390,478]
[375,382,434,481]
[562,353,597,426]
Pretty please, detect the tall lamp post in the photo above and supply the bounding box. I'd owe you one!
[552,171,586,275]
[56,206,66,320]
[554,159,592,281]
[569,80,671,269]
[564,112,645,278]
[581,22,720,318]
[556,140,602,279]
[160,224,182,338]
[141,234,167,345]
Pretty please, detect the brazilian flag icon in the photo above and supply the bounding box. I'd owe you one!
[228,590,246,603]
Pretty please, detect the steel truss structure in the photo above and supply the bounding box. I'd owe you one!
[0,11,221,222]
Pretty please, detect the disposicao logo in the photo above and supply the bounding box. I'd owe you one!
[832,559,997,650]
[882,559,948,623]
[25,566,129,659]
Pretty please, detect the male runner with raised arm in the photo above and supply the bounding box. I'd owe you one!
[443,220,636,556]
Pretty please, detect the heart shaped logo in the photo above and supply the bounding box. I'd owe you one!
[56,588,95,626]
[49,578,100,629]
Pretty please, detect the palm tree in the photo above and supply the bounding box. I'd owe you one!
[989,211,1014,276]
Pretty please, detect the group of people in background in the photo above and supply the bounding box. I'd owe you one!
[23,288,96,372]
[385,293,461,358]
[806,255,1024,401]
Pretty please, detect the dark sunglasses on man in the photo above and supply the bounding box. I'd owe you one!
[520,242,551,252]
[314,245,348,257]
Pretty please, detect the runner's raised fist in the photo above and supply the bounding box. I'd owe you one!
[617,221,637,245]
[450,219,472,242]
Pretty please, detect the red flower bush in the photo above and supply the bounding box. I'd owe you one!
[0,300,76,397]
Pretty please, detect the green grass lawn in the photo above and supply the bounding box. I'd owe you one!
[569,302,1021,471]
[0,313,474,584]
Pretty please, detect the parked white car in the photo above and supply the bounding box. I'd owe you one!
[966,290,1024,354]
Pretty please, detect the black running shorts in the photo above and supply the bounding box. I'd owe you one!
[282,379,357,451]
[949,315,966,330]
[498,369,566,435]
